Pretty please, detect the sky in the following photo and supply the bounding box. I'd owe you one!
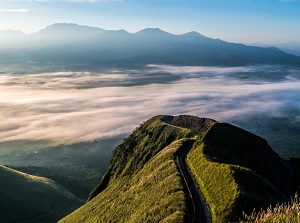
[0,0,299,44]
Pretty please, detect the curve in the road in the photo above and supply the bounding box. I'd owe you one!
[176,140,211,223]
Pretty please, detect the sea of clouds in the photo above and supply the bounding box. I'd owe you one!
[0,64,299,146]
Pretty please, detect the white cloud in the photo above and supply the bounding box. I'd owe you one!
[0,65,299,145]
[0,9,31,12]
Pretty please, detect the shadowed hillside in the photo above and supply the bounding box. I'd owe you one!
[0,165,83,223]
[60,115,296,223]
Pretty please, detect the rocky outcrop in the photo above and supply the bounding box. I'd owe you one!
[167,115,216,135]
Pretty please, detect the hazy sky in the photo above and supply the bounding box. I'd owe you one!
[0,0,299,43]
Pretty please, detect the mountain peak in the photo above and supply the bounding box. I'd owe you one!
[38,23,106,34]
[136,28,172,36]
[183,31,204,37]
[267,46,284,53]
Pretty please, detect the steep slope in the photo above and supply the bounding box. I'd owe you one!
[187,122,293,222]
[0,165,83,223]
[60,115,295,223]
[60,115,197,223]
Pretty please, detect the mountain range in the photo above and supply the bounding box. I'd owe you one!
[1,23,299,67]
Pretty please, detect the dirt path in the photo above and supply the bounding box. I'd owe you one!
[176,140,211,223]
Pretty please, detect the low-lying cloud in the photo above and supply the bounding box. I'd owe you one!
[0,65,299,145]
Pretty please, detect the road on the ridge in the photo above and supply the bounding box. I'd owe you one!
[176,140,211,223]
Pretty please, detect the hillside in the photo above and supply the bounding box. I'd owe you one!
[1,23,300,67]
[0,165,83,223]
[60,115,296,223]
[0,137,124,200]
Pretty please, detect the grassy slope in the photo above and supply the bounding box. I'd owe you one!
[187,123,287,222]
[0,137,124,199]
[60,115,195,223]
[241,159,300,222]
[241,194,300,222]
[0,165,83,223]
[60,115,290,223]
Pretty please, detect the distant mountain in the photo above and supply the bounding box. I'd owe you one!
[60,115,298,223]
[30,23,106,46]
[1,23,300,66]
[0,165,83,223]
[0,30,26,48]
[250,41,300,57]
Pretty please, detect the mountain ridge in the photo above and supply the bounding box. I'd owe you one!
[1,23,299,67]
[60,115,297,223]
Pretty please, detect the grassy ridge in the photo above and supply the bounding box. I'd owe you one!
[187,123,288,222]
[0,165,83,223]
[60,141,188,223]
[60,115,291,223]
[60,116,195,223]
[187,141,239,222]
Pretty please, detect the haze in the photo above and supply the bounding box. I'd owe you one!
[0,65,299,150]
[0,0,300,45]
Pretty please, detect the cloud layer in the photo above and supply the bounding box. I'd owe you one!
[0,65,299,145]
[0,9,31,12]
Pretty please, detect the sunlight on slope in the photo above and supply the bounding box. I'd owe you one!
[60,140,188,223]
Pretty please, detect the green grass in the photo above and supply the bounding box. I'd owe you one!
[187,123,287,222]
[60,140,191,223]
[187,141,239,222]
[240,194,300,223]
[0,165,83,223]
[60,115,291,223]
[60,116,196,223]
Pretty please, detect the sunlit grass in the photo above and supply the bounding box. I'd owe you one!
[60,116,289,223]
[60,116,195,223]
[187,141,239,222]
[240,194,300,223]
[60,140,188,223]
[187,123,287,222]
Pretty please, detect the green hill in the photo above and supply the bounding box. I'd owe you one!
[59,115,296,223]
[0,165,83,223]
[187,122,292,222]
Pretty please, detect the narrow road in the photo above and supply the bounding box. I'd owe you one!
[176,140,211,223]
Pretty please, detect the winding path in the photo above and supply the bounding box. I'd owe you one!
[176,140,211,223]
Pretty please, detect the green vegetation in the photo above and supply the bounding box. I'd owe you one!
[0,165,83,223]
[0,137,124,199]
[187,123,289,222]
[240,194,300,222]
[60,115,293,223]
[10,166,92,199]
[60,116,195,223]
[187,142,238,222]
